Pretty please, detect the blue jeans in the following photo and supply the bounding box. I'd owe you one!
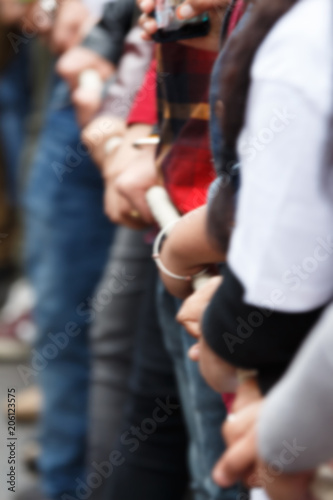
[24,75,115,499]
[157,281,238,500]
[0,44,30,205]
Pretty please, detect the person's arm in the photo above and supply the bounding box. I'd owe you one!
[81,50,155,165]
[98,27,154,119]
[159,205,225,299]
[0,0,29,26]
[202,265,325,395]
[258,302,333,473]
[82,0,139,64]
[56,0,138,102]
[137,0,229,49]
[102,124,157,229]
[202,73,333,393]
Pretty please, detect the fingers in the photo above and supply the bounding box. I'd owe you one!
[263,467,314,500]
[118,177,155,224]
[138,13,158,40]
[104,185,146,229]
[137,0,157,40]
[56,49,84,89]
[114,177,151,226]
[231,379,262,414]
[176,296,200,335]
[137,0,155,14]
[222,402,260,447]
[25,3,53,36]
[212,429,257,487]
[176,0,228,20]
[177,276,223,337]
[176,298,201,337]
[177,311,202,337]
[81,116,125,167]
[177,2,199,20]
[188,342,200,362]
[57,47,115,91]
[72,88,102,127]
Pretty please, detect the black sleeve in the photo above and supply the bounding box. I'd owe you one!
[203,264,325,394]
[81,0,140,65]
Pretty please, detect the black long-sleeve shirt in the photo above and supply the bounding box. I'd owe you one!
[81,0,139,65]
[203,265,325,394]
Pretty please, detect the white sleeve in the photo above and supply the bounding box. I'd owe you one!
[258,303,333,472]
[228,80,333,313]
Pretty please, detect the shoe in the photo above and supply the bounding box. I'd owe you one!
[15,386,42,422]
[15,486,52,500]
[22,439,40,473]
[0,279,36,362]
[0,263,18,309]
[0,313,33,361]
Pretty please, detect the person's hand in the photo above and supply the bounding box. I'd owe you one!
[137,0,229,51]
[176,0,230,20]
[263,468,315,500]
[230,377,262,414]
[72,86,103,127]
[0,0,39,26]
[101,123,156,228]
[177,276,239,394]
[81,115,126,168]
[103,148,158,229]
[57,47,115,126]
[23,1,53,41]
[57,47,115,91]
[214,390,314,499]
[50,0,95,54]
[137,0,157,41]
[177,276,222,338]
[111,150,158,227]
[158,206,225,299]
[0,0,30,27]
[193,335,238,393]
[213,400,263,488]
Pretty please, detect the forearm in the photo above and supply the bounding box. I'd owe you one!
[163,205,225,270]
[202,264,325,394]
[102,123,153,179]
[99,27,154,119]
[160,205,225,299]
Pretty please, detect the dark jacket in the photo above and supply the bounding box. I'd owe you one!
[81,0,140,65]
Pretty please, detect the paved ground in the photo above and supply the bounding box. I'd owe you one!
[0,363,37,499]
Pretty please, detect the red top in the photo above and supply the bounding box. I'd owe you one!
[127,59,158,126]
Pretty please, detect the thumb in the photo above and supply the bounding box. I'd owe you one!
[177,0,222,20]
[176,1,204,20]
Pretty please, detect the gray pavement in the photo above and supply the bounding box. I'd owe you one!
[0,363,37,499]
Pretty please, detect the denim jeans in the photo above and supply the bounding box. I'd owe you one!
[0,44,30,205]
[157,281,238,500]
[24,74,115,499]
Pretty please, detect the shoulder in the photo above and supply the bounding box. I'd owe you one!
[251,0,332,115]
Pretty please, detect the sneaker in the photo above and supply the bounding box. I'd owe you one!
[15,386,42,422]
[15,486,52,500]
[0,279,36,361]
[22,439,40,473]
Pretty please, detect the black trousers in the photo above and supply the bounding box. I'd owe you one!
[105,262,189,500]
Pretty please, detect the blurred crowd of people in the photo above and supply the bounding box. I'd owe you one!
[0,0,332,499]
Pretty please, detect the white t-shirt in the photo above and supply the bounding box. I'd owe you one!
[228,0,333,312]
